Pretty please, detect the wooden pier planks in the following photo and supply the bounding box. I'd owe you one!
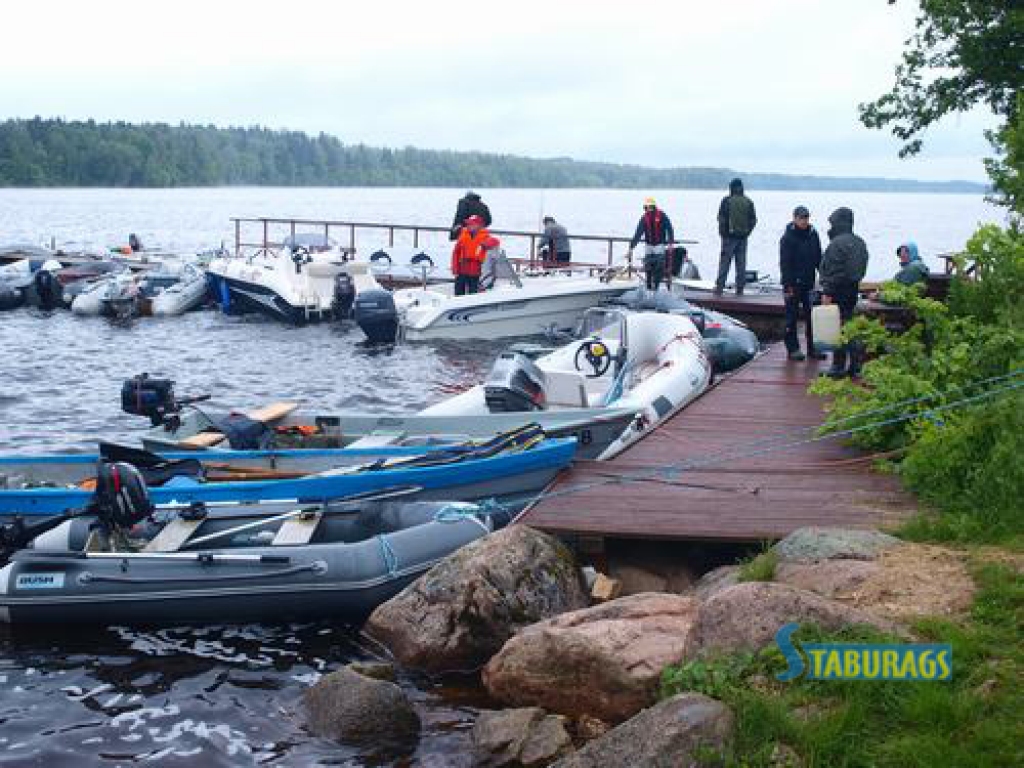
[519,344,918,542]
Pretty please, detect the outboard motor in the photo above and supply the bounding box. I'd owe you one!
[484,352,547,412]
[0,280,22,311]
[33,267,60,309]
[92,462,153,530]
[332,271,357,318]
[353,288,399,343]
[121,374,177,426]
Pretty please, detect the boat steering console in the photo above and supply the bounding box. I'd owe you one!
[575,339,613,378]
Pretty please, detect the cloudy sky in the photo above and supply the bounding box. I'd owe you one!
[1,0,998,181]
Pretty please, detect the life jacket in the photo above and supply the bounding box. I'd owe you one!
[643,211,664,245]
[452,228,489,277]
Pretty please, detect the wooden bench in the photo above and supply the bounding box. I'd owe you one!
[176,402,299,449]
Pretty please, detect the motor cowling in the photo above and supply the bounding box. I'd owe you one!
[353,288,399,343]
[93,461,153,530]
[33,268,60,309]
[121,374,177,426]
[332,271,357,318]
[484,352,547,412]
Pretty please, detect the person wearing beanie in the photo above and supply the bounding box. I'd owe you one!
[819,206,870,378]
[627,197,676,291]
[715,178,757,295]
[779,205,826,361]
[539,216,572,266]
[450,191,492,241]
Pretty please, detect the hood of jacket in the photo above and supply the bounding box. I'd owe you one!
[729,178,744,195]
[900,241,921,262]
[464,191,481,201]
[827,207,854,239]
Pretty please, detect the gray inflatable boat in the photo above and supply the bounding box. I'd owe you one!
[0,497,507,626]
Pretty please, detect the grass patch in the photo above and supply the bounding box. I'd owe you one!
[737,545,779,583]
[661,559,1024,767]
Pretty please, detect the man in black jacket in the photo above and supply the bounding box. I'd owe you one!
[779,206,826,361]
[450,191,492,240]
[819,207,870,378]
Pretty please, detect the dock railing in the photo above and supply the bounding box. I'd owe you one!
[230,216,696,276]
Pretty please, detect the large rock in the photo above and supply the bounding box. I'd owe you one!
[692,582,895,656]
[550,693,733,768]
[774,560,880,598]
[692,564,741,600]
[471,708,573,768]
[483,593,699,723]
[364,525,588,673]
[303,665,420,747]
[774,527,900,563]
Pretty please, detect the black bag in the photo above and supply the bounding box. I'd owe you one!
[215,413,271,450]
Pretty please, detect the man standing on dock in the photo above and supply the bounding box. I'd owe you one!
[627,197,675,291]
[715,178,757,295]
[450,191,492,240]
[779,205,826,361]
[819,207,869,378]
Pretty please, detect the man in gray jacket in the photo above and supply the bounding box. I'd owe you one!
[716,178,757,295]
[539,216,572,265]
[819,207,869,378]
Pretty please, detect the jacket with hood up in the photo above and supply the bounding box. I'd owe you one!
[450,192,492,239]
[718,178,757,238]
[819,207,869,294]
[894,241,929,285]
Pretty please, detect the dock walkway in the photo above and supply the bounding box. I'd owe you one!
[519,344,918,544]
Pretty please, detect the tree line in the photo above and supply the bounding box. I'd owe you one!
[0,117,985,192]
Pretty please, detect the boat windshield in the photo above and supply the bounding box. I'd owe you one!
[577,308,626,345]
[282,233,336,253]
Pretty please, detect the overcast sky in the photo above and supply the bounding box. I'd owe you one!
[1,0,998,182]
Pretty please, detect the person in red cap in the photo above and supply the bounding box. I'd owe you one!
[451,215,492,295]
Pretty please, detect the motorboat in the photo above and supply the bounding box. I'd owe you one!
[0,259,64,310]
[70,270,142,318]
[606,288,760,373]
[355,260,641,343]
[150,263,209,316]
[419,307,712,460]
[0,474,510,625]
[118,375,638,461]
[0,426,576,519]
[206,233,380,324]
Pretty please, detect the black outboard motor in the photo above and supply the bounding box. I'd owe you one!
[353,288,399,343]
[332,271,357,318]
[121,374,177,426]
[0,280,23,311]
[33,268,60,309]
[129,233,144,252]
[484,352,548,412]
[93,461,153,530]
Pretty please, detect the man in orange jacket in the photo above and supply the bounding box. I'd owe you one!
[451,214,491,295]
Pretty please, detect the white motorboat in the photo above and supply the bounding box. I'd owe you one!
[355,260,641,342]
[150,263,209,316]
[71,271,142,317]
[206,233,381,324]
[419,307,712,460]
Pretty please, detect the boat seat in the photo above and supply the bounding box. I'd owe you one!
[544,369,589,408]
[144,518,203,552]
[272,510,322,546]
[179,431,227,448]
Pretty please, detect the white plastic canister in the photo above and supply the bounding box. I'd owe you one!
[811,304,841,350]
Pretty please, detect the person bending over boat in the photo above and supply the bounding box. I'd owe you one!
[539,216,572,266]
[779,205,826,361]
[894,241,929,286]
[451,215,492,295]
[627,197,675,291]
[450,191,492,240]
[819,207,869,379]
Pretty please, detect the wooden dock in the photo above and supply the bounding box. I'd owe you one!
[519,343,918,545]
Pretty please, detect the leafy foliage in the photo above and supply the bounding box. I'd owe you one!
[859,1,1024,159]
[811,225,1024,542]
[737,545,779,583]
[0,117,988,190]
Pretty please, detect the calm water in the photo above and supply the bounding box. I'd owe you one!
[0,187,1005,765]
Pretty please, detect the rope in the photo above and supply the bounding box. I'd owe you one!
[377,534,399,576]
[433,503,491,533]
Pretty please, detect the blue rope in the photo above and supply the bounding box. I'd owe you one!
[433,502,482,523]
[377,534,399,575]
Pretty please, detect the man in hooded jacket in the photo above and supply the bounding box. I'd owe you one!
[716,178,757,295]
[819,207,869,378]
[450,191,492,240]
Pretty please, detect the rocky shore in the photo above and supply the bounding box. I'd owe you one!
[302,524,979,766]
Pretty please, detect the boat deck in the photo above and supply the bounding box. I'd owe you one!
[519,343,918,544]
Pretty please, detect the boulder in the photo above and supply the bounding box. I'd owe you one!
[691,582,896,656]
[364,525,588,673]
[303,665,420,747]
[471,708,573,768]
[550,693,733,768]
[774,527,900,563]
[692,564,740,600]
[483,593,699,723]
[774,560,880,599]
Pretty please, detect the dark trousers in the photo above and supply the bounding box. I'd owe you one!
[717,236,748,292]
[784,286,815,354]
[829,283,861,373]
[454,275,480,296]
[644,253,665,291]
